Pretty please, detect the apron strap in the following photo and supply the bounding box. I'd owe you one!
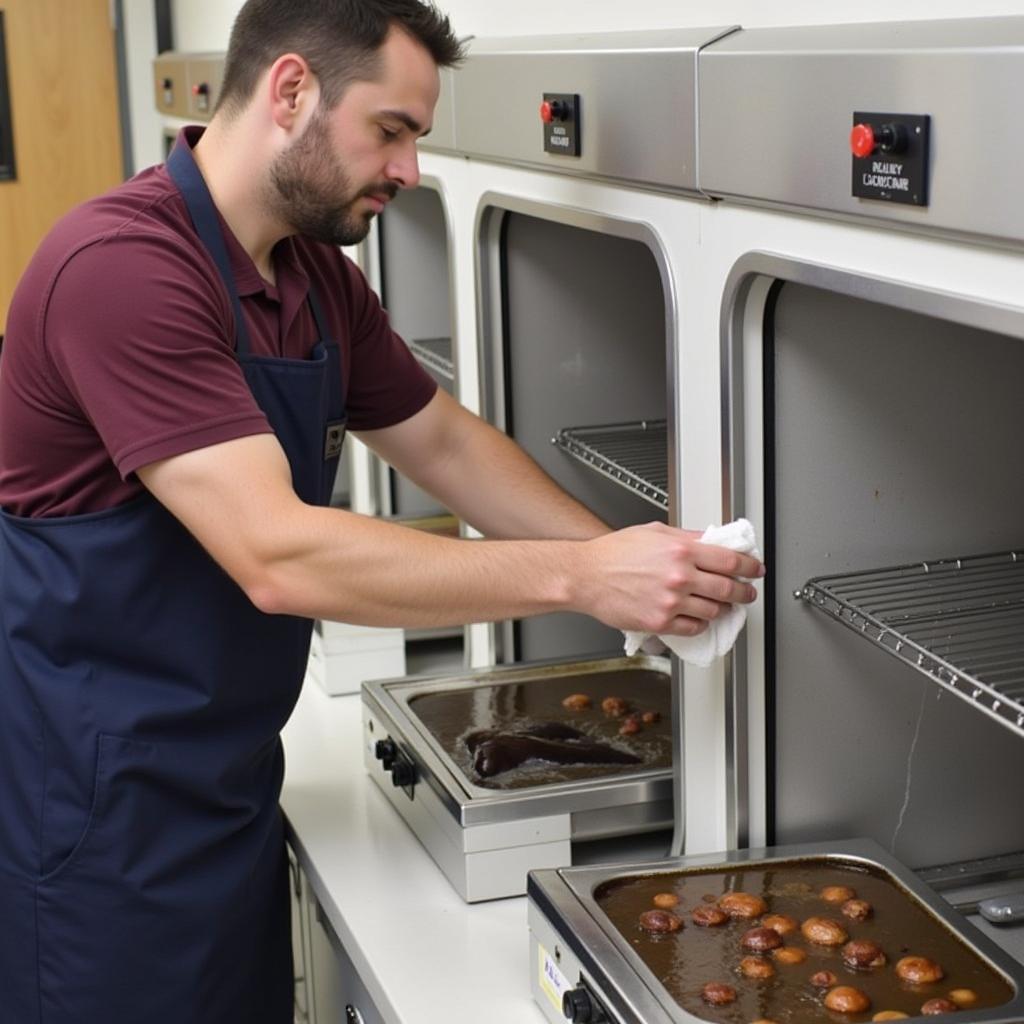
[167,144,253,356]
[306,287,332,344]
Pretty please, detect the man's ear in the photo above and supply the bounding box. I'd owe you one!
[266,53,320,132]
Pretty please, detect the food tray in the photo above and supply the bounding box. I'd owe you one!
[528,839,1024,1024]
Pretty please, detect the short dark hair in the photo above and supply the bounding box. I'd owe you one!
[216,0,464,116]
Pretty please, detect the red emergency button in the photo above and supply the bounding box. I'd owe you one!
[540,100,554,123]
[850,123,875,158]
[191,82,209,96]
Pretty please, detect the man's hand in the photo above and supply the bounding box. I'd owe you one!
[571,522,763,638]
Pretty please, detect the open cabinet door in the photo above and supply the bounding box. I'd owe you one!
[0,0,124,334]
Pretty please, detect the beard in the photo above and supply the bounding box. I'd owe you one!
[266,107,397,247]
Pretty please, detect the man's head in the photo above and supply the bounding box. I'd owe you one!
[217,0,462,119]
[216,0,463,246]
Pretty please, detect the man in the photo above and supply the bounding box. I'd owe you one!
[0,1,763,1020]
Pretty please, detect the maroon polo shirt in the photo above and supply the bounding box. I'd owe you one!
[0,127,436,518]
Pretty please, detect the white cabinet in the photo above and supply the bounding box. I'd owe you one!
[288,844,316,1021]
[289,842,386,1024]
[309,896,386,1024]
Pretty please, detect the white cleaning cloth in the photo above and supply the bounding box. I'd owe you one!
[623,518,761,668]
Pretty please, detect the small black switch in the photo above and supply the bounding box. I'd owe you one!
[876,123,907,153]
[390,760,416,788]
[563,986,609,1023]
[374,738,397,768]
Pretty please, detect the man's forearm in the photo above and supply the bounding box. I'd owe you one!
[370,397,610,541]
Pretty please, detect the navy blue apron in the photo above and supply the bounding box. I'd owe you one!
[0,138,345,1023]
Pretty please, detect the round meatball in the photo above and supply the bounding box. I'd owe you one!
[873,1013,910,1021]
[895,956,945,984]
[842,939,887,970]
[810,971,838,988]
[638,909,683,934]
[561,693,591,711]
[641,710,661,724]
[801,916,849,946]
[741,927,784,953]
[652,892,680,909]
[841,898,873,921]
[921,999,959,1015]
[824,987,872,1014]
[701,982,737,1006]
[740,956,776,980]
[601,696,629,717]
[772,946,808,965]
[948,989,978,1009]
[619,716,642,736]
[821,885,857,903]
[691,905,729,927]
[762,913,799,936]
[719,892,769,919]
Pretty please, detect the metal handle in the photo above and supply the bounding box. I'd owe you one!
[979,892,1024,924]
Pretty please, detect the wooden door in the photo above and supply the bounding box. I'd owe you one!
[0,0,124,334]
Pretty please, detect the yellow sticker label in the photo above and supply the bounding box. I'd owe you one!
[538,942,571,1015]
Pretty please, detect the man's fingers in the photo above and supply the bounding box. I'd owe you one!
[685,570,757,606]
[677,595,728,622]
[692,542,765,580]
[661,615,709,638]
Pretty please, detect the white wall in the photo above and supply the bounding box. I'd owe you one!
[171,0,1024,51]
[122,0,162,173]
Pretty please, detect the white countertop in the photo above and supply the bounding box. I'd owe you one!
[282,678,1024,1024]
[281,679,548,1024]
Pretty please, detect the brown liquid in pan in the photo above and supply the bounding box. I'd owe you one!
[595,860,1014,1023]
[408,667,671,790]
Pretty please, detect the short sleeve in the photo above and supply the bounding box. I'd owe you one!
[335,256,438,431]
[44,230,272,479]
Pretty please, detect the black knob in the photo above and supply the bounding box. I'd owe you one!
[390,759,416,788]
[563,986,607,1023]
[876,123,907,154]
[161,77,173,89]
[374,738,397,766]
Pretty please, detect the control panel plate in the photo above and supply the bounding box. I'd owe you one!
[851,111,930,206]
[542,92,581,157]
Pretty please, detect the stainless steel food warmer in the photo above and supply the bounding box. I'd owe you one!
[361,655,674,903]
[527,839,1024,1024]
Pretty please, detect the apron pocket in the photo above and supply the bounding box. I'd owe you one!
[34,733,292,1023]
[40,732,150,884]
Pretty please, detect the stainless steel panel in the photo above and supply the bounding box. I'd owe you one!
[420,65,456,153]
[185,54,224,122]
[452,29,736,192]
[768,283,1024,867]
[699,17,1024,245]
[153,53,189,119]
[376,182,454,518]
[500,211,669,662]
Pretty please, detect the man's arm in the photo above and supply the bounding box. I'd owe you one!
[138,432,762,634]
[356,388,610,541]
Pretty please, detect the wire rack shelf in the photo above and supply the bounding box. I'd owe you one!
[797,549,1024,740]
[552,420,668,511]
[407,337,454,382]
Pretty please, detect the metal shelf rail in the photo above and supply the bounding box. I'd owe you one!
[407,337,454,382]
[552,420,668,510]
[797,550,1024,740]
